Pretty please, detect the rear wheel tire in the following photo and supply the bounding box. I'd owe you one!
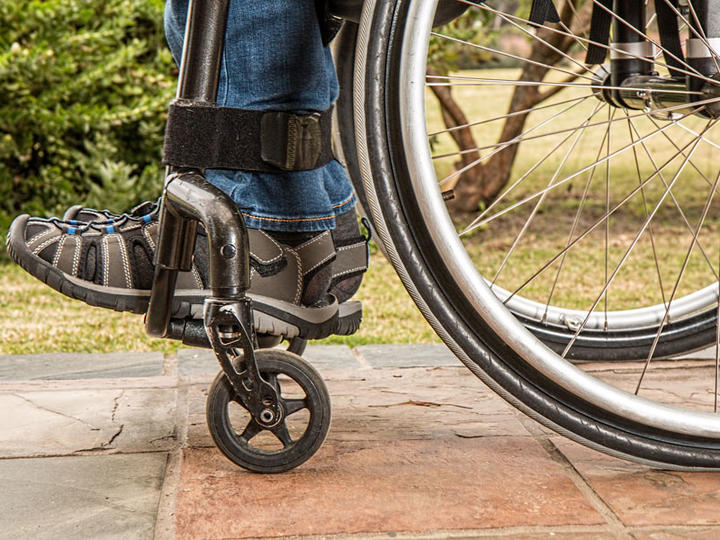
[357,0,720,467]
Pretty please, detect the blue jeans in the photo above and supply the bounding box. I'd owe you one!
[164,0,355,232]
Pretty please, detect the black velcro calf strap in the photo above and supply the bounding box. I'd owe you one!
[529,0,560,25]
[162,99,334,173]
[585,0,614,65]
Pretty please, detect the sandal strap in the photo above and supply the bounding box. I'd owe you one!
[333,236,369,280]
[294,231,336,276]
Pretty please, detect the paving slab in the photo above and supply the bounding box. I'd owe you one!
[0,453,167,540]
[303,344,365,370]
[3,345,720,539]
[175,361,599,538]
[177,345,361,377]
[176,349,219,377]
[0,352,163,381]
[553,438,720,527]
[631,527,720,539]
[355,344,461,369]
[325,365,531,442]
[174,439,603,540]
[184,366,530,449]
[0,387,177,457]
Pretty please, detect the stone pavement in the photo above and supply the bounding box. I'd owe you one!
[0,344,719,539]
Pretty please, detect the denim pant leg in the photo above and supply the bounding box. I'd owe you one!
[164,0,355,232]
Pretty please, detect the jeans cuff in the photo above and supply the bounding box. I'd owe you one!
[242,193,356,233]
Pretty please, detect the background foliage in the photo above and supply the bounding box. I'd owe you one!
[0,0,175,248]
[0,0,525,250]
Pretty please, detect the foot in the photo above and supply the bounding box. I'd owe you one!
[63,200,370,303]
[6,206,361,340]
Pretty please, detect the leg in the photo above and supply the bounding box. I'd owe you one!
[7,0,367,339]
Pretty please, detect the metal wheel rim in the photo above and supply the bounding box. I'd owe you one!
[399,0,720,438]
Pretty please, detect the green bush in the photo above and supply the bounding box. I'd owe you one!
[0,0,175,249]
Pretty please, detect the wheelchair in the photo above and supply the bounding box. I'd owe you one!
[153,0,720,472]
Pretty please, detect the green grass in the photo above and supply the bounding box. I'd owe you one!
[0,252,440,355]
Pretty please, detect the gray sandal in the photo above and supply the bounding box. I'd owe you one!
[7,211,358,340]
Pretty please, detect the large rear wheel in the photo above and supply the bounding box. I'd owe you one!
[356,0,720,467]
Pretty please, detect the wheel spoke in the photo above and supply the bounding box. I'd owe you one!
[468,110,593,250]
[543,111,612,319]
[675,122,720,153]
[430,32,596,82]
[493,102,605,286]
[428,94,586,138]
[473,2,595,78]
[462,111,693,235]
[271,422,294,448]
[625,112,668,309]
[426,76,705,96]
[437,96,592,186]
[560,123,714,358]
[284,398,307,416]
[604,106,612,326]
[442,96,720,185]
[636,117,720,281]
[239,419,263,442]
[647,117,720,197]
[635,163,720,394]
[506,129,709,306]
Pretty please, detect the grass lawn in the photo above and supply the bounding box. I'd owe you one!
[0,251,440,355]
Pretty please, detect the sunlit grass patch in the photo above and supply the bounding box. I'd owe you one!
[0,253,438,355]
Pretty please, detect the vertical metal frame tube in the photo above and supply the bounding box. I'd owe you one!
[610,0,652,107]
[686,0,720,113]
[147,0,245,338]
[176,0,231,102]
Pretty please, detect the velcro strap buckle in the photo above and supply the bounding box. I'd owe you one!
[162,100,334,173]
[261,112,323,171]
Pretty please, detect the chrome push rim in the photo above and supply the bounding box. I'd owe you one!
[400,0,720,437]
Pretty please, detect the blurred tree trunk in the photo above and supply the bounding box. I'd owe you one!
[431,0,593,213]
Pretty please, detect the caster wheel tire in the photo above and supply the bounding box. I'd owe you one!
[206,349,331,473]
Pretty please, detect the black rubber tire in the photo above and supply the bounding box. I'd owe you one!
[362,0,720,467]
[334,22,371,220]
[206,349,331,473]
[334,21,389,260]
[523,309,718,362]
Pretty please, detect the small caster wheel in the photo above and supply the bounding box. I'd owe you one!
[206,349,331,473]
